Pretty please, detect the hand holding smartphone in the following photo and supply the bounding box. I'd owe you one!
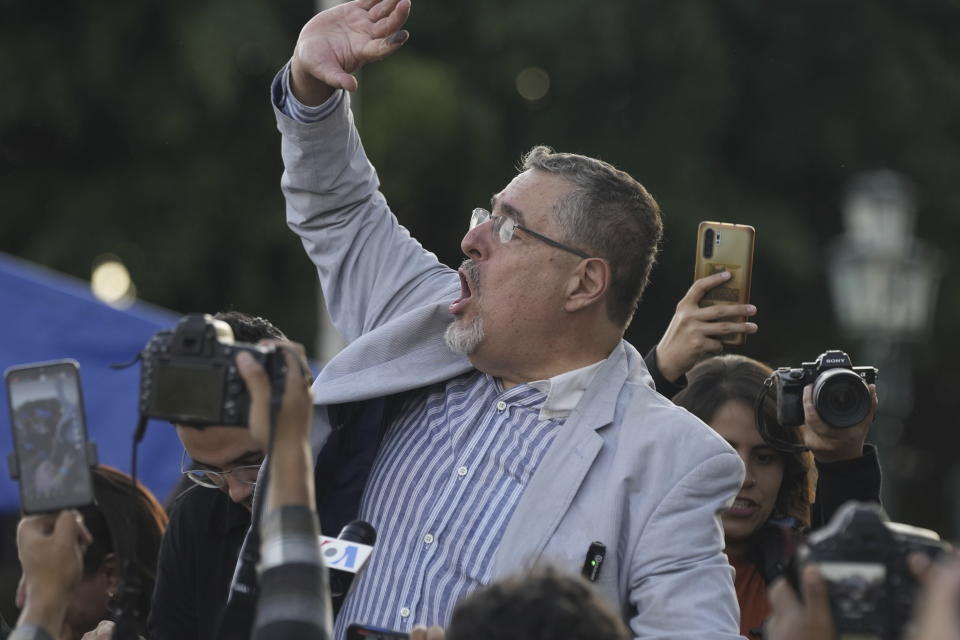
[693,221,756,346]
[5,360,96,514]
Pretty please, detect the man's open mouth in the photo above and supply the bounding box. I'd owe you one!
[449,265,475,314]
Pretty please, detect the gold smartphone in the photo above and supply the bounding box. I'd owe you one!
[693,221,756,345]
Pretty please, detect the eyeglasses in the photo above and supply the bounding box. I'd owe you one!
[180,450,262,490]
[470,208,591,259]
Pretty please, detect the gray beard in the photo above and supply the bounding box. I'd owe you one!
[444,315,485,355]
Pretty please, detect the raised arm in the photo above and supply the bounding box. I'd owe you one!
[804,383,881,528]
[651,271,758,392]
[276,0,460,344]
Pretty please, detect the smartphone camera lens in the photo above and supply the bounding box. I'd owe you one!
[703,229,714,258]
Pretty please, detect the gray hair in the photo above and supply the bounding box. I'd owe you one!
[521,146,663,328]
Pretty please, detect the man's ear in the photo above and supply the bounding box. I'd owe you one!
[563,258,610,313]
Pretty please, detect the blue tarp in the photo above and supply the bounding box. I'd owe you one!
[0,252,183,512]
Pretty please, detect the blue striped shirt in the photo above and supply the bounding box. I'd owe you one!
[333,370,562,637]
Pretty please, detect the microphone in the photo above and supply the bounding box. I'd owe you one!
[325,520,376,613]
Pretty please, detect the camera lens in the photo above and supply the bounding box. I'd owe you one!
[703,229,714,258]
[813,369,871,428]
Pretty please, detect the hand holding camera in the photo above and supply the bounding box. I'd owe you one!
[234,340,315,512]
[799,377,878,464]
[235,340,313,451]
[773,350,877,430]
[782,502,946,640]
[139,314,288,429]
[767,506,955,640]
[760,350,878,456]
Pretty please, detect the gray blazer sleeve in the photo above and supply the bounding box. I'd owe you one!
[273,85,460,344]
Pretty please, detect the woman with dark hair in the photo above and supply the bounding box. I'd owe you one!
[671,354,879,638]
[16,465,168,640]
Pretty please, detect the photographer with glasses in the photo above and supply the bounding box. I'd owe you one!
[147,311,288,640]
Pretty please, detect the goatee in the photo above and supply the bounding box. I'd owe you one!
[445,316,484,354]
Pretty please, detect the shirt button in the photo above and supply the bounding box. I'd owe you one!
[424,533,435,544]
[400,607,411,618]
[457,466,468,477]
[496,400,507,411]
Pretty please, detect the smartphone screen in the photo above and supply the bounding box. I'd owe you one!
[5,360,94,514]
[346,624,410,640]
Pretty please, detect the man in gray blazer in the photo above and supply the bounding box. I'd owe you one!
[273,1,745,638]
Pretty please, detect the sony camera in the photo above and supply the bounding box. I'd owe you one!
[788,501,946,640]
[139,314,285,428]
[773,350,877,428]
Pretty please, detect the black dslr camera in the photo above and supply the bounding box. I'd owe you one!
[789,501,946,640]
[139,314,285,428]
[773,350,877,428]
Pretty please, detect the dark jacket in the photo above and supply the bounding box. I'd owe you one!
[751,444,883,584]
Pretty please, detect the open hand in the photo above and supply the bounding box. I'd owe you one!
[654,271,757,383]
[291,0,412,103]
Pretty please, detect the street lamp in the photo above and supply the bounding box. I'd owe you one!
[829,171,940,341]
[826,170,942,515]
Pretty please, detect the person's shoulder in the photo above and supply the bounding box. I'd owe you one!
[617,376,733,455]
[612,341,732,451]
[601,379,742,502]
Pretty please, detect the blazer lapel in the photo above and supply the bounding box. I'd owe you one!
[311,301,472,405]
[491,343,632,578]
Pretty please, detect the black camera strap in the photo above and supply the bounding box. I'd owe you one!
[755,375,810,454]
